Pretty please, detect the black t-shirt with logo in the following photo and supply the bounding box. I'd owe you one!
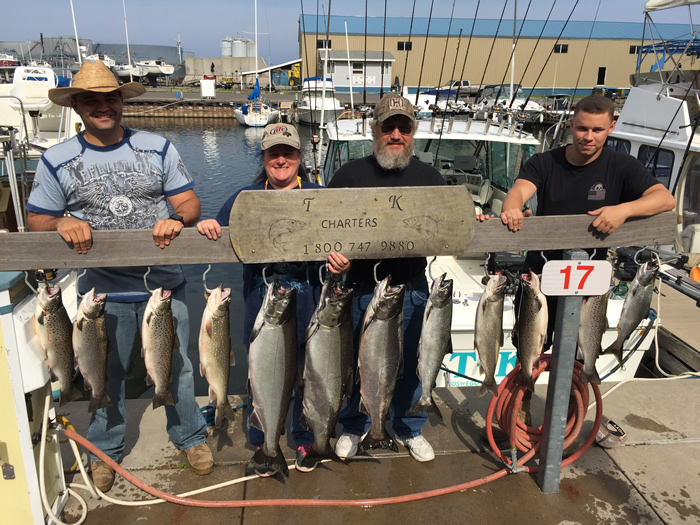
[517,145,659,268]
[328,154,445,287]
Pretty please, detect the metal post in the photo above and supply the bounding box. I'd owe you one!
[537,248,586,493]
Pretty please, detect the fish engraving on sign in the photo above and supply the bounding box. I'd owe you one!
[269,218,307,251]
[402,215,439,239]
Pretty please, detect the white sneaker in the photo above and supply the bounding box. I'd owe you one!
[334,432,364,459]
[394,435,435,462]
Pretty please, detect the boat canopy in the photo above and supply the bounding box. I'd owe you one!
[645,0,700,11]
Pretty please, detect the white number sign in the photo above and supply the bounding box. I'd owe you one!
[540,260,612,296]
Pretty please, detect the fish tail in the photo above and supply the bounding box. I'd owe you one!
[580,367,602,385]
[152,389,175,409]
[520,369,536,392]
[479,378,499,398]
[88,393,112,413]
[408,395,443,422]
[246,445,289,477]
[300,444,343,471]
[215,401,236,428]
[360,433,399,453]
[603,340,623,364]
[60,385,84,406]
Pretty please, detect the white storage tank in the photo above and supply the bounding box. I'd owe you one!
[245,40,255,58]
[232,38,249,58]
[221,37,234,58]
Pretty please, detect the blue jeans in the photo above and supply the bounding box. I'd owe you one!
[338,278,429,439]
[87,287,207,462]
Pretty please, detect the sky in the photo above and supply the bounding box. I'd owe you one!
[2,0,697,65]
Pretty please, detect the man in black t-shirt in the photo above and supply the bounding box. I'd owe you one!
[327,94,445,463]
[499,94,675,237]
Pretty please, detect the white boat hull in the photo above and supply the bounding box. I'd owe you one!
[234,106,279,127]
[297,106,344,124]
[113,65,148,79]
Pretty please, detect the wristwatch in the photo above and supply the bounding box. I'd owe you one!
[169,213,185,225]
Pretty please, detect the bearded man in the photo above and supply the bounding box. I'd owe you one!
[326,94,445,463]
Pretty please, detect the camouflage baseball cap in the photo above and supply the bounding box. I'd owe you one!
[374,93,416,122]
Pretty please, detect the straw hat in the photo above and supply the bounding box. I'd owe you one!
[49,60,146,107]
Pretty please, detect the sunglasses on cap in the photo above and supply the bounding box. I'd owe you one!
[379,121,414,136]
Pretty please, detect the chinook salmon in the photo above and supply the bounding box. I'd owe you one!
[198,285,235,428]
[247,280,298,478]
[299,278,354,470]
[142,287,177,409]
[475,273,507,397]
[358,276,405,453]
[577,292,608,384]
[35,285,82,406]
[409,273,453,418]
[515,271,548,392]
[604,260,658,363]
[72,288,112,412]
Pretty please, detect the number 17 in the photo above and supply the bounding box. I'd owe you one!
[560,265,595,290]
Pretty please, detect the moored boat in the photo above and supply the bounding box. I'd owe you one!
[296,77,345,125]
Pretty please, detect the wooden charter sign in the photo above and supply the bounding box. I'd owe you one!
[228,186,476,264]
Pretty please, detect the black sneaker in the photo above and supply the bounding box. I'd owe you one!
[295,444,316,473]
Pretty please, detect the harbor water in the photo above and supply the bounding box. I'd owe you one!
[122,117,321,397]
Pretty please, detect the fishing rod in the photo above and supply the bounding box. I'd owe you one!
[474,0,509,110]
[380,0,388,97]
[401,0,417,92]
[493,0,532,113]
[452,0,481,103]
[435,26,463,164]
[552,0,602,148]
[510,0,556,111]
[414,0,435,107]
[472,0,510,160]
[522,0,580,109]
[299,0,319,178]
[314,0,333,178]
[363,0,368,105]
[435,0,457,98]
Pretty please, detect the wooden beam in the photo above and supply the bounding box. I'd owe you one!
[0,211,676,271]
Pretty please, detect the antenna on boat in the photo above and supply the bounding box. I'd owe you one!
[400,0,416,94]
[69,0,82,66]
[344,20,354,112]
[122,0,133,82]
[453,0,480,104]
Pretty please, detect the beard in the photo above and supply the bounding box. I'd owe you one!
[373,140,413,170]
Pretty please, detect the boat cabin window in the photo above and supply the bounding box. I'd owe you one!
[606,137,631,155]
[490,143,534,191]
[637,145,674,188]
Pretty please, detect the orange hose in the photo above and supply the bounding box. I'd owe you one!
[63,427,508,508]
[485,354,603,472]
[61,354,601,508]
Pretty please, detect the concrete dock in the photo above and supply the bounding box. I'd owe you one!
[59,375,699,524]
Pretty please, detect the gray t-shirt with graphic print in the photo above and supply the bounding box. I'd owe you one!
[27,127,194,302]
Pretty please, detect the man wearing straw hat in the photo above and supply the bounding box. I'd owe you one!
[26,60,213,492]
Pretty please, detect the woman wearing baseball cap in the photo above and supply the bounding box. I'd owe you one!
[197,122,349,476]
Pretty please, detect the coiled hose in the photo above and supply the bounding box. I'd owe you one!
[485,354,603,471]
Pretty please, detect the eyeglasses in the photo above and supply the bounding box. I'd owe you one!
[379,121,414,136]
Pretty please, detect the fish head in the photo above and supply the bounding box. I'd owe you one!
[521,270,541,297]
[430,273,453,308]
[317,280,353,326]
[80,287,107,319]
[263,280,296,325]
[485,272,508,300]
[149,287,172,315]
[373,277,405,320]
[636,260,659,287]
[37,285,63,312]
[206,284,232,316]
